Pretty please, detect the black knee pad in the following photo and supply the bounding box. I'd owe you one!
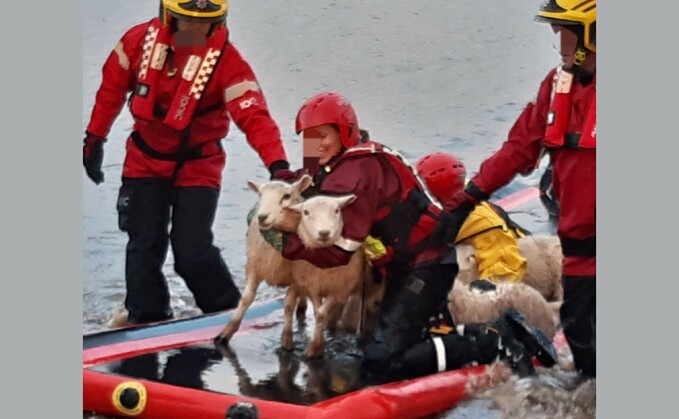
[116,183,134,232]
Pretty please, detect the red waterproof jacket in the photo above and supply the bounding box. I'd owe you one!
[86,18,287,188]
[471,68,596,276]
[283,142,442,269]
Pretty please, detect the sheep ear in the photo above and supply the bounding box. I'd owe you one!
[337,194,357,208]
[295,174,313,193]
[288,202,304,213]
[247,181,260,193]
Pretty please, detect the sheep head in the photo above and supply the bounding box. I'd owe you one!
[288,194,357,249]
[247,174,313,231]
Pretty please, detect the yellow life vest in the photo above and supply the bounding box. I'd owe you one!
[455,202,527,283]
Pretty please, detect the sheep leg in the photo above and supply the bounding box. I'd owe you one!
[281,286,298,351]
[295,293,308,321]
[337,294,362,334]
[325,299,344,334]
[214,269,261,345]
[305,295,336,358]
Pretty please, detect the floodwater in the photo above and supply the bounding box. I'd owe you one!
[83,1,594,417]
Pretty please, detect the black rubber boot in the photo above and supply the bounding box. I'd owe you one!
[490,308,558,369]
[439,309,556,377]
[445,322,533,377]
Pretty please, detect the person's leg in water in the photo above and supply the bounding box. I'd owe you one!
[362,247,557,380]
[362,247,457,373]
[388,308,558,380]
[170,186,241,313]
[119,178,174,324]
[561,275,596,378]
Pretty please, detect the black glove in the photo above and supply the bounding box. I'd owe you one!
[431,182,490,245]
[83,133,106,185]
[268,160,308,182]
[430,200,474,246]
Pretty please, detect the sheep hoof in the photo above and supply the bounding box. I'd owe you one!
[304,350,323,359]
[304,343,324,359]
[281,335,294,351]
[213,335,230,347]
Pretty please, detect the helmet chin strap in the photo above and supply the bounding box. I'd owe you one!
[569,47,595,85]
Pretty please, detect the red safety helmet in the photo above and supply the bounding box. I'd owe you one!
[415,152,466,205]
[295,92,360,148]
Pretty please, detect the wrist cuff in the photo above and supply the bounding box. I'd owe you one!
[84,132,107,143]
[268,160,290,175]
[464,181,489,202]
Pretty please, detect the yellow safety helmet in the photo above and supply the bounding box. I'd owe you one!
[160,0,228,26]
[535,0,596,53]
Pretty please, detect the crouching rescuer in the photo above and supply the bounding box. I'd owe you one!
[278,92,556,379]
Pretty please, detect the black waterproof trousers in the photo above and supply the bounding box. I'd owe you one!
[561,275,596,377]
[118,178,241,323]
[361,247,555,380]
[361,247,502,378]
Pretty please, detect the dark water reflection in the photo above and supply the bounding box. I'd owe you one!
[89,335,371,407]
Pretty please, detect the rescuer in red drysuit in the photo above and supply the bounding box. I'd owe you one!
[83,0,296,325]
[432,0,596,378]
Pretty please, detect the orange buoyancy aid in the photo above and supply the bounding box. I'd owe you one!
[544,68,596,149]
[325,141,443,265]
[129,18,227,132]
[339,141,442,208]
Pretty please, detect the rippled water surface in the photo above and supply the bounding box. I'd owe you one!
[83,1,594,417]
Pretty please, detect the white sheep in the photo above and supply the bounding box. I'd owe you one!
[346,271,560,343]
[447,281,562,339]
[455,235,564,302]
[341,235,564,340]
[215,180,373,358]
[215,175,313,344]
[283,194,368,358]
